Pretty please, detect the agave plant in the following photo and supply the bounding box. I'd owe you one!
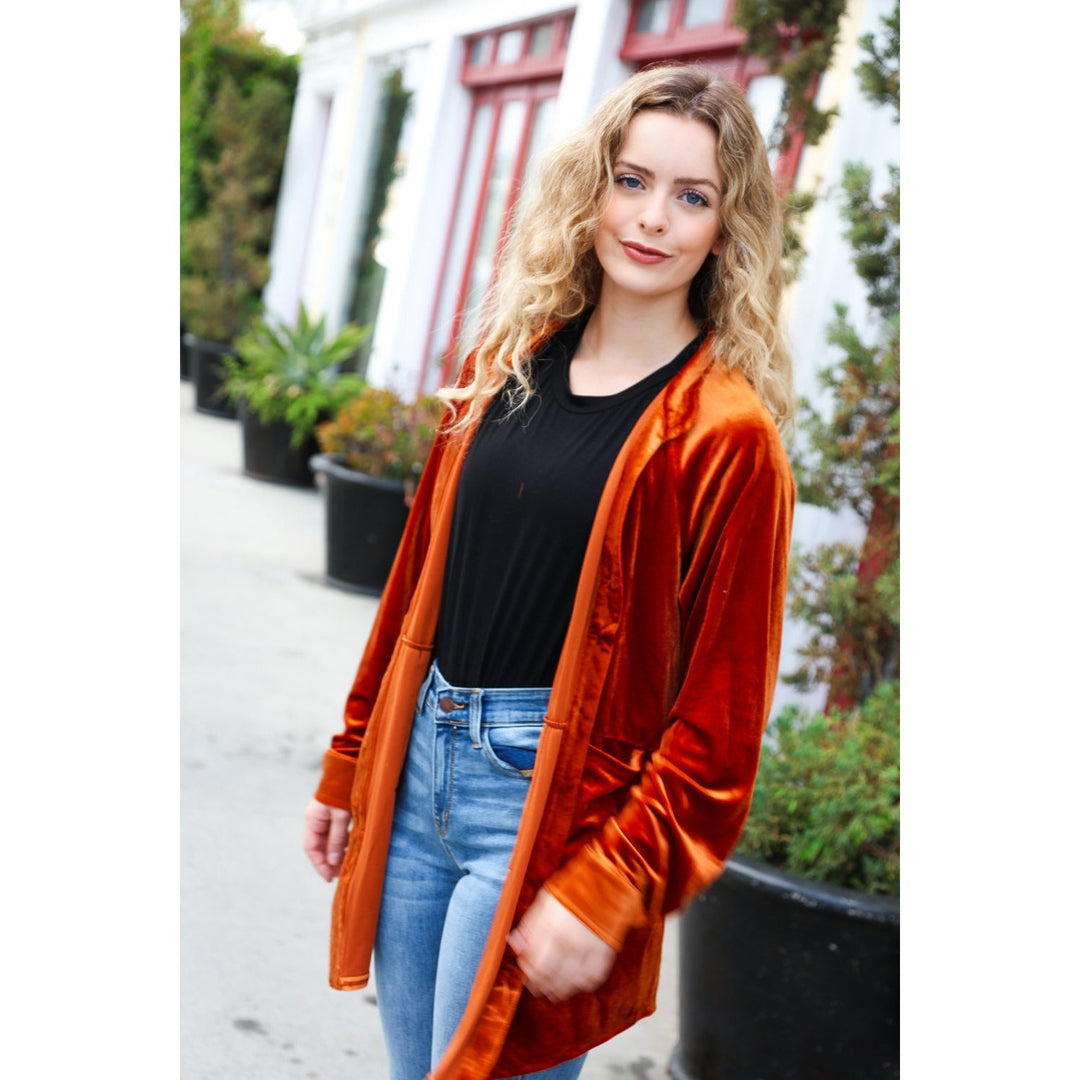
[221,304,370,448]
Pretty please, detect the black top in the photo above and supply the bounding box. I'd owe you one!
[435,318,705,688]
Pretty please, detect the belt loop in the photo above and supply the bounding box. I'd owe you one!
[468,689,483,747]
[418,658,437,709]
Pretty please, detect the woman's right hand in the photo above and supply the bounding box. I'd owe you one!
[303,799,353,881]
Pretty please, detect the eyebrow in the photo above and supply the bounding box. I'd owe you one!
[614,159,721,195]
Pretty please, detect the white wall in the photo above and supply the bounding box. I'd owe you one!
[264,20,368,325]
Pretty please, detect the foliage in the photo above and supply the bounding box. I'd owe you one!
[180,1,297,230]
[221,305,370,447]
[738,3,900,895]
[316,390,445,491]
[732,1,847,280]
[855,2,900,118]
[738,681,899,894]
[732,0,848,152]
[180,0,242,240]
[180,0,298,336]
[785,4,900,708]
[779,186,817,283]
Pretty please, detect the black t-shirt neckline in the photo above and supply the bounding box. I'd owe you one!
[538,317,706,414]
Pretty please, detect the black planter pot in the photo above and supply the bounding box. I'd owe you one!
[309,453,410,596]
[189,336,239,419]
[238,402,319,487]
[180,324,192,381]
[671,855,899,1080]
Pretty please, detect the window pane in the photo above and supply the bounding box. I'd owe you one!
[633,0,672,34]
[745,74,785,166]
[460,98,528,335]
[682,0,725,28]
[468,36,489,66]
[518,95,557,201]
[528,21,554,57]
[496,29,525,64]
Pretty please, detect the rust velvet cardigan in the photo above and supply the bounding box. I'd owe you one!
[313,333,795,1079]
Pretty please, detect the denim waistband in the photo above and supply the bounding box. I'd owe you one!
[419,660,551,750]
[419,659,551,714]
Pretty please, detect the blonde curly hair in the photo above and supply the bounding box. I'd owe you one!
[439,64,794,433]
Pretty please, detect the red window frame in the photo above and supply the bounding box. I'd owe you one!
[462,10,574,87]
[623,0,747,59]
[427,79,560,392]
[621,0,811,193]
[419,14,571,395]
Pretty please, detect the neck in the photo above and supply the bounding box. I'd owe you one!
[566,284,701,396]
[580,283,700,370]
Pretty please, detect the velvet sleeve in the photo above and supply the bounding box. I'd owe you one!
[543,416,795,949]
[312,425,451,810]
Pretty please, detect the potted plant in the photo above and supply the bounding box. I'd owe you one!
[672,8,900,1079]
[219,304,368,487]
[310,388,444,595]
[674,687,900,1080]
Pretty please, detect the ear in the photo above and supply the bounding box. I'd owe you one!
[711,235,725,257]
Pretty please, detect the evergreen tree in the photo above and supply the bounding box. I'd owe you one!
[734,0,849,151]
[179,0,298,341]
[181,79,275,342]
[785,2,900,711]
[180,1,244,258]
[732,1,848,281]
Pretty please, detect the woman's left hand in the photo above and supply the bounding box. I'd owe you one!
[508,887,617,1003]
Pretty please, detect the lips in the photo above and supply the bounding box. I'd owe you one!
[620,241,671,264]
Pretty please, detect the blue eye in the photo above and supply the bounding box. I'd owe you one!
[683,189,709,207]
[616,174,644,190]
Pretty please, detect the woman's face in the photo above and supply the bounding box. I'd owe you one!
[594,109,724,310]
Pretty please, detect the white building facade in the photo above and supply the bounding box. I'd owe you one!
[264,0,900,711]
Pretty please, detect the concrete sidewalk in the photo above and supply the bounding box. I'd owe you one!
[180,380,680,1079]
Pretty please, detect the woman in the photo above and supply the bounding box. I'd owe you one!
[303,64,795,1080]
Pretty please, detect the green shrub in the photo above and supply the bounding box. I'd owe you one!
[316,390,445,491]
[739,680,899,895]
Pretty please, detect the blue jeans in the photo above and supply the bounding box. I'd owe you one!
[372,660,587,1080]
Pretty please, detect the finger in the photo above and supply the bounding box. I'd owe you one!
[304,843,333,881]
[303,832,334,881]
[525,976,575,1004]
[325,810,351,871]
[507,928,527,956]
[516,954,570,1003]
[302,805,335,881]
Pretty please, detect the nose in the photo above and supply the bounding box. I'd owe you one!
[638,191,668,234]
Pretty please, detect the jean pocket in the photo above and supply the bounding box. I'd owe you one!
[481,721,545,778]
